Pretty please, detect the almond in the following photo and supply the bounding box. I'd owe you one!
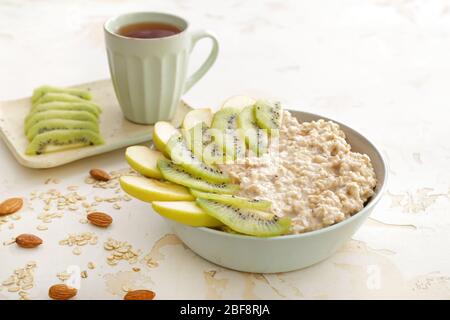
[15,234,43,248]
[0,198,23,216]
[87,212,113,228]
[89,168,111,181]
[124,289,156,300]
[48,284,77,300]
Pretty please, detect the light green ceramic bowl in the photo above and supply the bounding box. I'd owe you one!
[165,110,387,273]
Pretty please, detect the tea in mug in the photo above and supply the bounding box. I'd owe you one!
[118,22,181,39]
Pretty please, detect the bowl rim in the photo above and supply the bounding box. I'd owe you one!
[172,109,388,241]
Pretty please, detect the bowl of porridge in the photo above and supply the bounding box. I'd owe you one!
[164,109,387,273]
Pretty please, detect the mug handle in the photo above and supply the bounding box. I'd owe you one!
[184,29,219,93]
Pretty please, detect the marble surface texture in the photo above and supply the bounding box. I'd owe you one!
[0,0,449,299]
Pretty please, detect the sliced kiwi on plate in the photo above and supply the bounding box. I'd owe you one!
[190,189,271,210]
[238,105,269,156]
[196,198,291,237]
[26,118,99,142]
[157,159,239,194]
[254,100,282,134]
[166,133,230,183]
[33,92,95,107]
[26,129,103,155]
[24,110,98,134]
[30,101,101,117]
[31,85,92,104]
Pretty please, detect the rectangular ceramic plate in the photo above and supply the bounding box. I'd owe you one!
[0,79,191,168]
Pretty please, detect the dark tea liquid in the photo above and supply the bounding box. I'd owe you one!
[118,22,181,39]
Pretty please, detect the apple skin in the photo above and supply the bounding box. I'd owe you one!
[152,201,222,227]
[182,108,213,130]
[120,176,194,202]
[125,146,165,179]
[153,121,178,157]
[221,95,256,111]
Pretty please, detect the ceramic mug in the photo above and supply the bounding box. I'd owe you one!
[104,12,219,124]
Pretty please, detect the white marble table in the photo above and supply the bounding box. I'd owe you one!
[0,0,449,299]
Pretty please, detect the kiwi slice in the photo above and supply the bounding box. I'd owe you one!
[166,133,230,183]
[210,107,246,161]
[196,198,291,237]
[29,101,100,118]
[157,159,239,194]
[32,92,99,108]
[183,122,212,159]
[26,129,104,155]
[254,100,282,134]
[26,118,99,142]
[31,85,92,104]
[237,105,269,156]
[190,189,271,210]
[184,123,230,165]
[24,110,98,134]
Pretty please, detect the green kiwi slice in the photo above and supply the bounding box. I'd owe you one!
[32,92,100,109]
[24,110,98,134]
[254,100,282,134]
[29,101,100,118]
[190,189,271,210]
[196,198,291,237]
[202,140,230,165]
[26,129,104,155]
[157,159,239,194]
[26,119,99,142]
[182,122,212,160]
[210,107,246,162]
[165,133,230,183]
[237,105,269,156]
[31,85,92,104]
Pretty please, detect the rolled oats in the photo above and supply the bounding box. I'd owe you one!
[1,262,37,299]
[221,111,377,234]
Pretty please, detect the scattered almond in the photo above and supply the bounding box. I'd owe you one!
[0,198,23,216]
[48,284,77,300]
[87,212,113,228]
[89,168,111,181]
[124,289,155,300]
[15,234,43,248]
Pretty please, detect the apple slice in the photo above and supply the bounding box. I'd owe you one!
[153,121,178,155]
[125,146,166,179]
[152,201,222,227]
[221,95,256,111]
[182,108,213,130]
[120,175,194,202]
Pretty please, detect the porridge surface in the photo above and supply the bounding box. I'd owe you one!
[221,111,377,234]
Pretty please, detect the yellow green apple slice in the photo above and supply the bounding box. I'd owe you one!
[119,175,194,202]
[221,95,256,110]
[182,108,213,130]
[152,201,222,227]
[153,121,178,155]
[125,146,165,179]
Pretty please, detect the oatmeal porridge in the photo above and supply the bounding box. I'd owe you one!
[221,111,377,234]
